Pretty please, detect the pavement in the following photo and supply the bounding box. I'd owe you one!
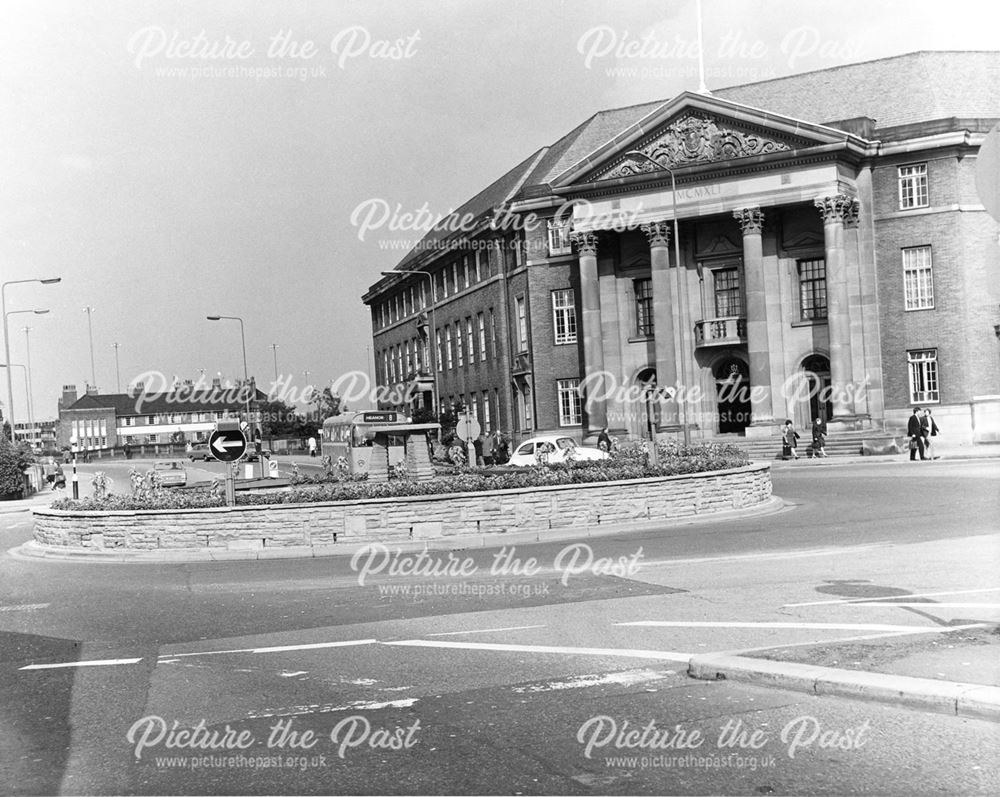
[762,440,1000,468]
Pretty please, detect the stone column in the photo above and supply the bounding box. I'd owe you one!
[572,231,607,431]
[733,206,776,431]
[641,221,677,428]
[814,195,856,419]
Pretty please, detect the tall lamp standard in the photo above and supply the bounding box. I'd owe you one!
[3,309,50,441]
[1,277,60,441]
[623,152,691,446]
[112,342,122,393]
[380,269,438,416]
[83,306,97,388]
[270,343,279,385]
[22,327,36,449]
[206,315,250,414]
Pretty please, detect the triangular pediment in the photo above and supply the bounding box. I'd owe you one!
[551,92,869,188]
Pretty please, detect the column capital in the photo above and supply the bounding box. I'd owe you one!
[733,206,764,236]
[641,221,671,248]
[571,231,599,257]
[814,194,859,225]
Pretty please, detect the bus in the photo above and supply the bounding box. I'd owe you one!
[321,411,440,477]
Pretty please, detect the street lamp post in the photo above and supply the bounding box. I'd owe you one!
[83,306,96,388]
[3,310,50,442]
[1,277,60,440]
[270,343,279,384]
[623,153,691,446]
[112,342,122,393]
[23,327,35,449]
[206,315,250,413]
[380,269,438,416]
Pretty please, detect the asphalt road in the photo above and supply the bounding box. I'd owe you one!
[0,459,998,795]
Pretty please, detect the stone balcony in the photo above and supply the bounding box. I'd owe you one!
[694,316,747,348]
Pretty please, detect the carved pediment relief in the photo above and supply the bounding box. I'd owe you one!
[592,112,806,182]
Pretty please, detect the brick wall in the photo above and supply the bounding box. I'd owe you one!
[32,464,772,554]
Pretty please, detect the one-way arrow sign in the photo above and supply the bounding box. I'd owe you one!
[209,428,247,462]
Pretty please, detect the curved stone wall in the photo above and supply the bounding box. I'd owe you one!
[32,464,771,555]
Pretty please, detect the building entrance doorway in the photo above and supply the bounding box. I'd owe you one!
[714,358,751,434]
[802,354,833,422]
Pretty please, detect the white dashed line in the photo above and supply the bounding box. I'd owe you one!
[20,657,143,670]
[617,621,940,631]
[385,639,692,661]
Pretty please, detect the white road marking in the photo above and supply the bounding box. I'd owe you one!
[20,657,143,670]
[161,638,378,658]
[843,603,1000,610]
[247,697,419,719]
[512,669,674,693]
[618,621,941,631]
[386,639,692,662]
[426,624,546,637]
[784,586,1000,607]
[0,603,49,612]
[279,671,308,677]
[728,623,988,654]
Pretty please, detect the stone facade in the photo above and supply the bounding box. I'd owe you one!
[365,53,1000,446]
[32,465,771,553]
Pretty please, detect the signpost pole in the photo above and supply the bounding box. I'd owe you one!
[225,463,236,506]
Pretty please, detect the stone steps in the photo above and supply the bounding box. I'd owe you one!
[706,432,903,459]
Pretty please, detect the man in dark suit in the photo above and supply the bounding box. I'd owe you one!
[907,407,927,461]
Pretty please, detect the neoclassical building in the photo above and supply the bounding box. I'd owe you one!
[365,52,1000,445]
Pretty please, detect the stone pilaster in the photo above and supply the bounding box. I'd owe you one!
[814,194,857,419]
[572,231,607,431]
[641,221,678,428]
[733,206,776,431]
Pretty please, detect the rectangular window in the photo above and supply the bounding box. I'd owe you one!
[456,322,464,367]
[382,350,389,384]
[551,289,577,344]
[908,349,939,404]
[634,278,654,336]
[466,317,475,364]
[557,379,582,426]
[463,257,470,288]
[514,237,523,267]
[489,308,497,358]
[445,326,453,369]
[898,163,929,209]
[483,391,491,433]
[493,388,500,430]
[714,268,743,317]
[436,330,444,372]
[420,282,427,309]
[452,262,459,293]
[797,259,827,320]
[405,340,412,375]
[547,220,572,256]
[515,296,528,352]
[440,269,448,298]
[902,246,934,310]
[475,250,482,282]
[477,312,487,360]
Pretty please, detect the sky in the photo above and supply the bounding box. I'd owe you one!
[1,0,996,421]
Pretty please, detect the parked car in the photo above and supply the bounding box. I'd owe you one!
[153,460,188,487]
[187,443,212,461]
[507,435,608,467]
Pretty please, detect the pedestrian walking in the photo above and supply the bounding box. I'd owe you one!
[307,436,317,457]
[907,407,927,461]
[782,420,800,460]
[489,430,509,465]
[922,408,940,459]
[596,426,612,452]
[811,417,827,457]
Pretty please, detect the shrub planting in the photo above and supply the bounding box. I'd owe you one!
[50,440,749,511]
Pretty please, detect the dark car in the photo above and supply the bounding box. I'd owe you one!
[187,443,212,461]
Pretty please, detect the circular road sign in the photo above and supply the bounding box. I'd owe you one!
[209,428,248,462]
[455,413,481,442]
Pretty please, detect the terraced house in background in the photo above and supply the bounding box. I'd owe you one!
[364,51,1000,447]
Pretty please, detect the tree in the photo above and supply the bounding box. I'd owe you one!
[0,435,30,496]
[259,399,307,437]
[309,388,344,424]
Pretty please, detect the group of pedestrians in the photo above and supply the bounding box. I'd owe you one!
[781,417,827,460]
[907,406,940,461]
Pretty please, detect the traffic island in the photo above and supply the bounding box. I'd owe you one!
[26,463,773,559]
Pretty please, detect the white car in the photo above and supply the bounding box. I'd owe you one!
[507,435,608,467]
